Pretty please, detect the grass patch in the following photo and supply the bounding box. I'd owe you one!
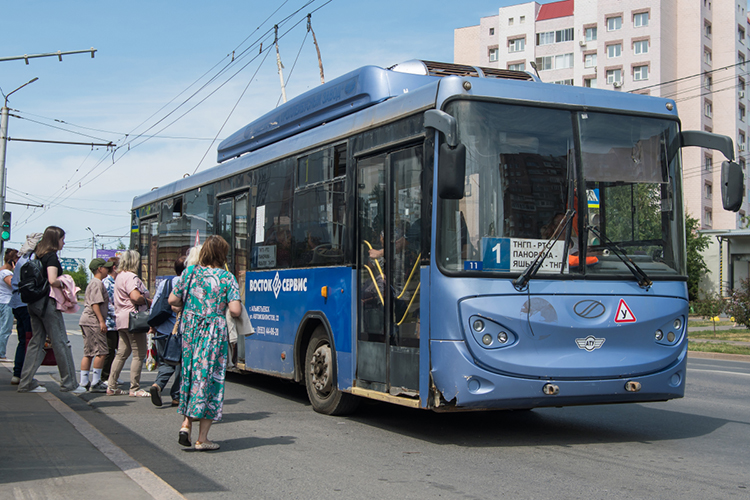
[688,319,736,327]
[688,341,750,356]
[688,330,750,342]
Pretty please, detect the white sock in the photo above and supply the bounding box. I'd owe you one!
[80,370,90,386]
[91,368,102,385]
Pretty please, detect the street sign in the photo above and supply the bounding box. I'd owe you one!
[60,257,86,272]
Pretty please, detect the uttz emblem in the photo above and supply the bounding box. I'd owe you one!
[575,335,605,352]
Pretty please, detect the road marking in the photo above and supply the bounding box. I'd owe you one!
[689,368,750,377]
[40,391,186,500]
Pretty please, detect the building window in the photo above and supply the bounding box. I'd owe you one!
[556,28,574,42]
[741,158,746,170]
[520,16,525,23]
[704,49,712,65]
[489,48,498,62]
[705,100,712,117]
[489,28,495,36]
[509,38,525,52]
[741,104,746,122]
[607,16,622,31]
[508,17,514,26]
[508,62,525,71]
[740,131,746,151]
[705,183,712,199]
[705,20,712,37]
[633,40,649,55]
[634,12,649,27]
[705,75,713,90]
[704,208,712,227]
[553,79,574,85]
[585,26,597,41]
[606,69,622,84]
[633,65,649,81]
[607,43,622,58]
[584,53,597,68]
[741,77,746,92]
[536,28,574,46]
[584,77,598,88]
[740,52,746,66]
[740,25,746,43]
[555,53,574,69]
[705,155,712,171]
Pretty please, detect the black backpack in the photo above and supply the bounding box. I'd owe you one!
[19,255,50,304]
[148,277,173,327]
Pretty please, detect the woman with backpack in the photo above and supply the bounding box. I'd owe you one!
[17,226,86,394]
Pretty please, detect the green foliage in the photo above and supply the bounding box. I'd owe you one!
[603,183,661,243]
[685,213,710,302]
[726,278,750,329]
[691,291,726,332]
[64,265,88,295]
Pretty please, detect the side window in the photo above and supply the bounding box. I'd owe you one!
[292,144,347,267]
[158,196,189,277]
[251,160,293,269]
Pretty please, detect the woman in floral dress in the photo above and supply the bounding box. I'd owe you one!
[169,235,242,451]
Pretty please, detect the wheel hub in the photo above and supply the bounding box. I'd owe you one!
[310,344,332,394]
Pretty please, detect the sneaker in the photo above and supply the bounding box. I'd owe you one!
[70,385,87,395]
[89,381,107,393]
[10,376,20,385]
[29,386,47,393]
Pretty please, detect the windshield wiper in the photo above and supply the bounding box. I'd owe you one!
[513,209,575,291]
[586,225,652,289]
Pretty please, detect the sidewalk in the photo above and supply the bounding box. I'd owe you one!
[0,363,183,500]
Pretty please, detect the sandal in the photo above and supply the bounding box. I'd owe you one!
[194,441,220,451]
[129,389,150,397]
[106,388,126,396]
[178,427,191,447]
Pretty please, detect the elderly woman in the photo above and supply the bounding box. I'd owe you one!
[169,235,241,451]
[107,249,152,397]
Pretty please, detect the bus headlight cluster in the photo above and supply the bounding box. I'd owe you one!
[468,315,516,350]
[654,316,685,346]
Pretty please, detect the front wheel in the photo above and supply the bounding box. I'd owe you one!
[304,327,358,415]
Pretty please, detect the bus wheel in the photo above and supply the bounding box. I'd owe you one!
[305,327,358,415]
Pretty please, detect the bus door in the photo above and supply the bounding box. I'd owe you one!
[216,191,250,289]
[357,146,422,396]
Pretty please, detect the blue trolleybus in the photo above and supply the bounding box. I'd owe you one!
[131,60,743,414]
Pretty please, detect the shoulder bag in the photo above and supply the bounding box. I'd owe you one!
[128,275,151,333]
[162,270,195,366]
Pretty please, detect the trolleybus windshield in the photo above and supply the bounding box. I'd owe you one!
[438,100,684,278]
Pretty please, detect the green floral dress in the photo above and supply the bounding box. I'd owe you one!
[173,266,240,421]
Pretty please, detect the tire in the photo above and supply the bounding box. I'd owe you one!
[304,326,359,415]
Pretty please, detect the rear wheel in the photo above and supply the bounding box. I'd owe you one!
[304,327,358,415]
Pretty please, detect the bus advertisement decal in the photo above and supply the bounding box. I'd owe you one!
[614,299,636,323]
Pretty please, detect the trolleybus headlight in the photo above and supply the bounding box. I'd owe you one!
[655,330,664,341]
[673,318,682,330]
[667,331,675,342]
[473,319,485,332]
[497,331,508,344]
[482,334,493,346]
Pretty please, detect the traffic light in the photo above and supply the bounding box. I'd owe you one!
[1,212,10,241]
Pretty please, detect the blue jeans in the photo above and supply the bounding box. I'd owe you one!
[12,306,31,378]
[0,303,13,358]
[154,334,181,401]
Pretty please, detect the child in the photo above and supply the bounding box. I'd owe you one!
[79,258,114,392]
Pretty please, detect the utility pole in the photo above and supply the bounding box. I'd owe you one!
[85,227,95,261]
[0,77,38,254]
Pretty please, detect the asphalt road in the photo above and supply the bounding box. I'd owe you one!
[14,315,750,500]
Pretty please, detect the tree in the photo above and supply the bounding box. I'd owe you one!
[64,265,88,294]
[685,213,710,302]
[726,279,750,328]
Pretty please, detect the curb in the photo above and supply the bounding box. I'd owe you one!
[688,351,750,362]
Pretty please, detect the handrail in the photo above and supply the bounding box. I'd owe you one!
[362,264,384,305]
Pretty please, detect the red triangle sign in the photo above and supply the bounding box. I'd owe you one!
[614,299,636,323]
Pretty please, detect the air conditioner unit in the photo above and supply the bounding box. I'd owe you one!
[579,40,587,47]
[740,91,745,99]
[613,81,623,88]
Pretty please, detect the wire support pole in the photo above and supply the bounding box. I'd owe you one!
[0,48,97,65]
[274,25,287,104]
[308,14,324,84]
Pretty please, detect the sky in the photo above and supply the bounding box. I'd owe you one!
[1,0,561,263]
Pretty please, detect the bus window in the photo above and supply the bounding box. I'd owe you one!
[184,185,215,244]
[251,160,293,269]
[293,179,346,267]
[158,196,190,277]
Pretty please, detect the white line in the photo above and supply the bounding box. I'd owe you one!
[40,392,186,500]
[689,368,750,377]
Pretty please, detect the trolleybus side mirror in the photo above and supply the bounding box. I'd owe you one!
[721,160,744,212]
[424,109,466,200]
[680,130,735,162]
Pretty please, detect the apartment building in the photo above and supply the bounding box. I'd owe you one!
[455,0,750,232]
